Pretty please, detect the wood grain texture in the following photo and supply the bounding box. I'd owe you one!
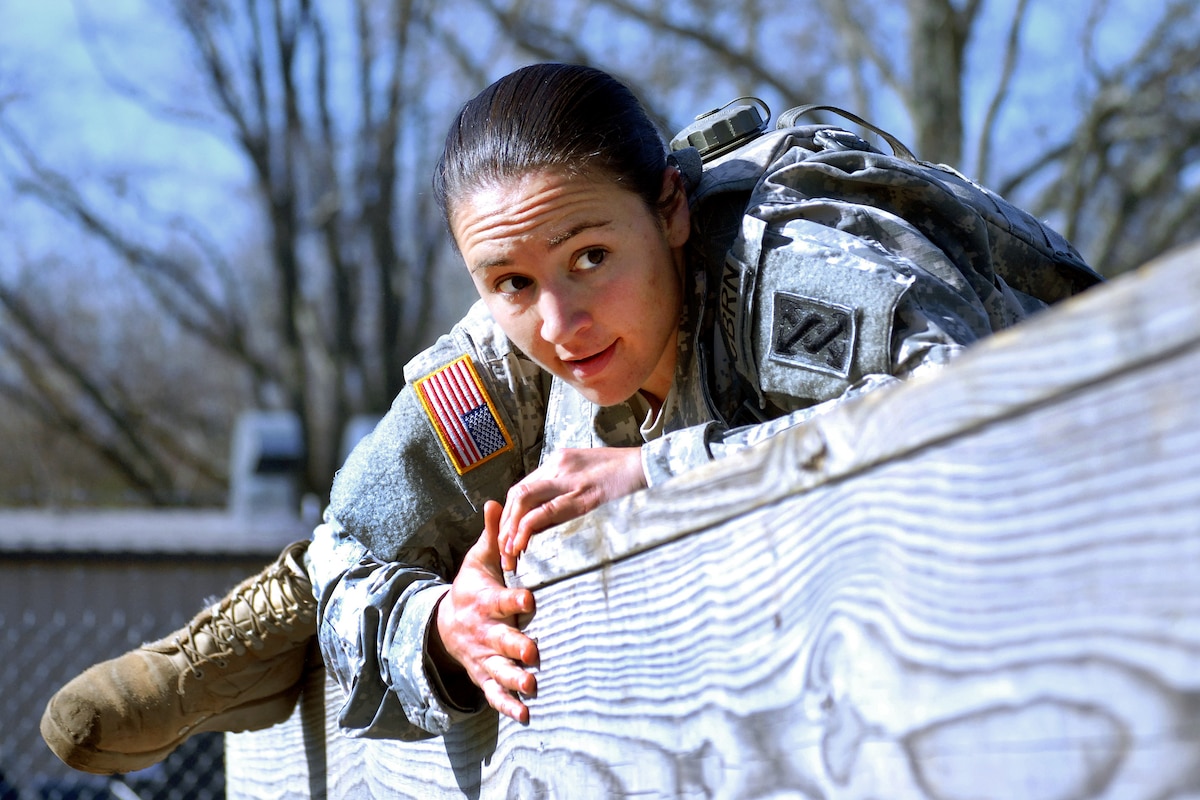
[227,243,1200,799]
[515,241,1200,592]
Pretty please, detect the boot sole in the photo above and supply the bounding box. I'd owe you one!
[39,684,304,776]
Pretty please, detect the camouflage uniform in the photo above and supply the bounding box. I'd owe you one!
[307,123,1098,739]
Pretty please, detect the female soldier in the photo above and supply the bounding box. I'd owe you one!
[43,61,1093,769]
[309,59,1090,737]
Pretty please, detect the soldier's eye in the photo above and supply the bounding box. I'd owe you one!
[496,275,534,294]
[573,248,606,271]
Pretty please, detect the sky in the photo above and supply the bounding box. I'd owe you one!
[0,0,255,273]
[0,0,1182,285]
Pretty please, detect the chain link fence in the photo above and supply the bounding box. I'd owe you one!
[1,554,282,800]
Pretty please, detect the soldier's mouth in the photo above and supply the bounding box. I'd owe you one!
[564,341,617,381]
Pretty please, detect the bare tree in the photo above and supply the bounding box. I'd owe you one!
[0,250,237,505]
[0,0,461,503]
[1002,0,1200,275]
[458,0,1198,279]
[802,0,1200,275]
[0,0,1194,506]
[168,0,466,490]
[460,0,834,127]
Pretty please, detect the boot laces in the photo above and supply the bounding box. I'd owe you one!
[175,549,312,679]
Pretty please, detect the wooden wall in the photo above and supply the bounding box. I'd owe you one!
[227,242,1200,799]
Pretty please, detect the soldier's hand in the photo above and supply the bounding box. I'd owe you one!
[499,446,646,570]
[432,500,538,723]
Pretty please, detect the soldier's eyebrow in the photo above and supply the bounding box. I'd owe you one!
[469,218,611,274]
[470,255,511,274]
[546,219,609,249]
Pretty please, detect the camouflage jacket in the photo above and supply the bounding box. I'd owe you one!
[307,123,1097,740]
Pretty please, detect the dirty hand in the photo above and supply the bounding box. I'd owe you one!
[432,500,538,723]
[499,446,646,570]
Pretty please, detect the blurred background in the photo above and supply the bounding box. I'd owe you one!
[0,0,1196,797]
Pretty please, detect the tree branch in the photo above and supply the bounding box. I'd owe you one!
[974,0,1030,182]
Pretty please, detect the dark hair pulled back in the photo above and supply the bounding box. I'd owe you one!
[434,63,668,227]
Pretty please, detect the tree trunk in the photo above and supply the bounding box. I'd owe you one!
[906,0,967,165]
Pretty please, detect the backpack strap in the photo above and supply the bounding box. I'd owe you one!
[776,104,917,161]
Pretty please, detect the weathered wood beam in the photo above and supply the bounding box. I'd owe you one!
[228,242,1200,799]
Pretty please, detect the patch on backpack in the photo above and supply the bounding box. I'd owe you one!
[769,291,857,378]
[415,355,513,475]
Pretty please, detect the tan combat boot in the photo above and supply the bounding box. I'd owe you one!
[40,540,318,775]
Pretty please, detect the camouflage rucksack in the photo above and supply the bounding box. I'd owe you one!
[668,98,1102,415]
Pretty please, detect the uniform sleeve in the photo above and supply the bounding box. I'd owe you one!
[641,373,902,486]
[307,514,479,739]
[307,301,547,739]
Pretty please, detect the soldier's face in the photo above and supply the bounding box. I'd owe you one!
[453,167,690,410]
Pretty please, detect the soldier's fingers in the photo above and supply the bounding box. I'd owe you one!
[507,506,553,560]
[480,500,504,556]
[486,624,538,667]
[481,676,530,724]
[500,479,562,553]
[480,586,534,620]
[464,500,506,568]
[485,653,537,696]
[498,473,547,534]
[509,489,589,555]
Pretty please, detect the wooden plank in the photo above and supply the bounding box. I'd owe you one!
[515,242,1200,591]
[496,345,1200,799]
[227,242,1200,799]
[224,652,331,800]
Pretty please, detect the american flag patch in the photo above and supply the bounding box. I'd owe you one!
[415,355,513,475]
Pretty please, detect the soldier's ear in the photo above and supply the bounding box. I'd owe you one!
[659,167,690,248]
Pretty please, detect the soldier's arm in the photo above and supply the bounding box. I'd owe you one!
[307,301,548,738]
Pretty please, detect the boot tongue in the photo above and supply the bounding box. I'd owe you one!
[202,555,314,656]
[174,542,318,680]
